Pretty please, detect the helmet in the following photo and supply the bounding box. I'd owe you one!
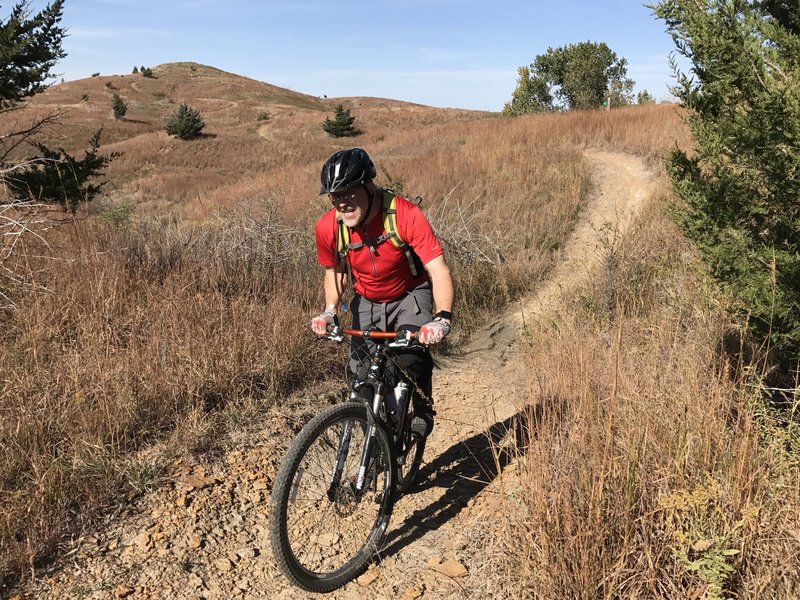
[319,148,376,195]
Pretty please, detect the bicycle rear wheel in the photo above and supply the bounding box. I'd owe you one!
[269,402,394,592]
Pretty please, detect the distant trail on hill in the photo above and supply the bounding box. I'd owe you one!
[27,151,656,600]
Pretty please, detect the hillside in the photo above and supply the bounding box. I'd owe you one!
[6,62,490,215]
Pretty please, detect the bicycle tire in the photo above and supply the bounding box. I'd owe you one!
[394,399,426,494]
[269,402,394,592]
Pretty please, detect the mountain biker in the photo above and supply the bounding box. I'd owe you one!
[312,147,454,440]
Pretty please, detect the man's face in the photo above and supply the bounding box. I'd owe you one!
[330,187,368,228]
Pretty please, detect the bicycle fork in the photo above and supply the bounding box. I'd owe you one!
[327,388,384,503]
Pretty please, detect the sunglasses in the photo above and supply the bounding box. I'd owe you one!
[329,190,360,205]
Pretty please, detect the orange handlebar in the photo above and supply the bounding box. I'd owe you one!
[341,329,416,340]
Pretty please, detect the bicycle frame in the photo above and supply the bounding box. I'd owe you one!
[325,326,416,499]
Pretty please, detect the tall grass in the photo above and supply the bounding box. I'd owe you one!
[473,138,800,596]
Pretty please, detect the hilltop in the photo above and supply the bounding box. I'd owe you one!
[10,62,491,215]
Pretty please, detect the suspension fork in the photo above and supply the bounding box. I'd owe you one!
[355,381,385,495]
[327,419,355,501]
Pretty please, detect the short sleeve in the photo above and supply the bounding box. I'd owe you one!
[315,210,336,268]
[396,197,443,266]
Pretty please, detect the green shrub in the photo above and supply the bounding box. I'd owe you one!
[165,103,205,139]
[322,104,357,137]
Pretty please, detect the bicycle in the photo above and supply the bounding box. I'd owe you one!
[269,325,428,592]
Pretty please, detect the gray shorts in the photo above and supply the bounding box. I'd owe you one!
[348,282,433,386]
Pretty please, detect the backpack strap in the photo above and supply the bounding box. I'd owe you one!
[381,191,421,278]
[335,190,422,278]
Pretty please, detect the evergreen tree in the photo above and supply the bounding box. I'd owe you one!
[7,128,119,213]
[653,0,800,359]
[0,0,66,108]
[132,66,139,74]
[165,103,205,139]
[322,104,357,137]
[111,93,127,120]
[1,1,115,214]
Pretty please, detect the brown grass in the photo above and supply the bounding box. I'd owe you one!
[470,147,800,597]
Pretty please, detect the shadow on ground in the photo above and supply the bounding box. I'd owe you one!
[380,406,538,558]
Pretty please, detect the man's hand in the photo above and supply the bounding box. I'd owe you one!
[312,308,337,336]
[418,317,451,345]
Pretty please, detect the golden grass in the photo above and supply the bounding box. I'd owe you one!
[474,179,800,598]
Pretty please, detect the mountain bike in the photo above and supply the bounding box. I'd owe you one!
[269,326,428,592]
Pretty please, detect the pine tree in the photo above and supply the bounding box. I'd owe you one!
[111,93,127,120]
[653,0,800,359]
[322,104,357,137]
[165,103,205,139]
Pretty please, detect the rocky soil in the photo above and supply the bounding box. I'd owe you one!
[21,151,655,600]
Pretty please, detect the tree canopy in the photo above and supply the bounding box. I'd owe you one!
[653,0,800,359]
[504,41,634,115]
[0,0,66,108]
[1,1,116,213]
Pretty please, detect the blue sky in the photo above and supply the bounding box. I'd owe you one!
[49,0,680,111]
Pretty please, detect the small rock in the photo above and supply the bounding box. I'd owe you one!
[187,534,203,549]
[400,586,425,600]
[176,493,190,508]
[236,547,256,559]
[114,585,135,598]
[133,531,152,550]
[357,566,379,586]
[215,557,234,573]
[433,559,468,578]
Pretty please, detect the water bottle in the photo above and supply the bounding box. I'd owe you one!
[393,381,411,426]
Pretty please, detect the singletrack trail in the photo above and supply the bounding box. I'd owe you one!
[28,151,655,600]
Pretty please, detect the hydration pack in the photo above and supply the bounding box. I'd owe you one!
[335,190,423,278]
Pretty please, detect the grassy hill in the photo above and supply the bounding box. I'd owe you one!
[11,62,489,215]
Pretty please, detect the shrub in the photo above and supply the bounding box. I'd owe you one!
[322,104,357,137]
[141,67,155,78]
[91,72,99,77]
[111,93,127,120]
[165,103,205,139]
[256,110,269,121]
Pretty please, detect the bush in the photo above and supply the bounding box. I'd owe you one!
[165,103,205,139]
[111,93,126,120]
[140,67,155,79]
[256,110,269,121]
[322,104,357,137]
[654,0,800,361]
[91,72,99,77]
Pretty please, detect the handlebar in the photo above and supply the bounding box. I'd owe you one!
[322,325,416,344]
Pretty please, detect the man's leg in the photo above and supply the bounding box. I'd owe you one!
[389,284,436,438]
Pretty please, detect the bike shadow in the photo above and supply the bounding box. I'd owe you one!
[380,405,540,557]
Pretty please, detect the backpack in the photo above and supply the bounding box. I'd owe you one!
[335,189,422,279]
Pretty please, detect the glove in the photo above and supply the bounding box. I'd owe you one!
[417,317,451,345]
[311,308,337,336]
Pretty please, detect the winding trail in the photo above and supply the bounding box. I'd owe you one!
[28,151,656,600]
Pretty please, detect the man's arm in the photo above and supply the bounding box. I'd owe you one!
[323,267,348,312]
[424,255,453,315]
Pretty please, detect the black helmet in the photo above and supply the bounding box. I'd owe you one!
[319,148,376,195]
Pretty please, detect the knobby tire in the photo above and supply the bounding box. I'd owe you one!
[269,402,394,593]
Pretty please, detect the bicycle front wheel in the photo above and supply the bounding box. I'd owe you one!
[269,402,394,592]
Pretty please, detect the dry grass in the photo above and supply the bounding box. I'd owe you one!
[471,158,800,597]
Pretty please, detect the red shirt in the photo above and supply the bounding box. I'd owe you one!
[315,194,443,303]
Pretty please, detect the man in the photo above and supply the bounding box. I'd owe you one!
[312,147,454,439]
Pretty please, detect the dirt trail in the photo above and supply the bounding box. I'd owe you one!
[27,151,655,600]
